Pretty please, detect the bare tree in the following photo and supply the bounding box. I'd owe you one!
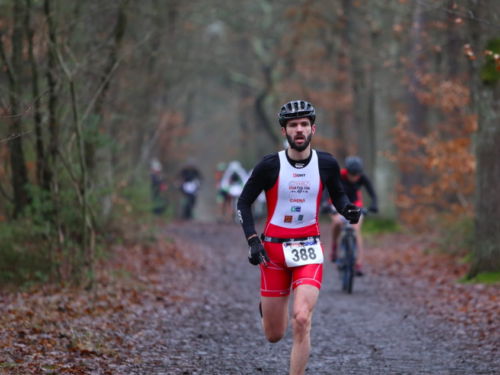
[0,0,30,217]
[467,0,500,276]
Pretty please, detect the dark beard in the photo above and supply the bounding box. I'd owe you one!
[287,132,312,152]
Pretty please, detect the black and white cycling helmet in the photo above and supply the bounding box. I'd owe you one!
[278,100,316,127]
[345,156,363,175]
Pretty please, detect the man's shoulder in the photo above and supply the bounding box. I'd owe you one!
[252,153,280,181]
[259,152,280,165]
[315,150,339,165]
[251,153,279,175]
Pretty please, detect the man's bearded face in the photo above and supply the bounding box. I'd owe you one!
[285,117,313,152]
[286,131,312,152]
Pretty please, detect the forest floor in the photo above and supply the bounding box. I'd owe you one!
[1,221,499,374]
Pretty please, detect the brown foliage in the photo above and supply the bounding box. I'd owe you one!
[390,78,476,229]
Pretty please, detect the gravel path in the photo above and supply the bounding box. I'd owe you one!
[124,222,499,375]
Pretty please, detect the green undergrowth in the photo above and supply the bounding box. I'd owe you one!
[459,252,474,265]
[361,217,400,235]
[318,214,400,235]
[460,272,500,285]
[112,181,174,245]
[117,181,175,221]
[438,216,474,257]
[0,220,53,285]
[0,181,172,288]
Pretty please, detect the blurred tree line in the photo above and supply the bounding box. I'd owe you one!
[0,0,498,284]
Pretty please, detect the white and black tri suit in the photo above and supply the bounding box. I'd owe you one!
[238,149,351,240]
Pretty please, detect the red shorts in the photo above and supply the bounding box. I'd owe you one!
[260,241,324,297]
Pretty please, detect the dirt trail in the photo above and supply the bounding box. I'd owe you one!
[120,222,499,375]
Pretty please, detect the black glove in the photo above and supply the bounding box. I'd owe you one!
[248,237,270,266]
[369,205,379,213]
[341,203,361,224]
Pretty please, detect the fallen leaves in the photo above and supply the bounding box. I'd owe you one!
[366,233,500,345]
[0,234,197,374]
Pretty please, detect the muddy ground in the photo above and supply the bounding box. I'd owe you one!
[121,222,500,375]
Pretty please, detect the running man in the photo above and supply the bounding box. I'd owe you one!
[237,100,360,375]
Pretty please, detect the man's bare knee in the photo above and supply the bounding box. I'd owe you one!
[265,330,285,343]
[292,310,311,338]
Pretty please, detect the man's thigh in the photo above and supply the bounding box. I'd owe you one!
[291,243,324,291]
[292,284,320,317]
[261,242,292,297]
[261,294,290,330]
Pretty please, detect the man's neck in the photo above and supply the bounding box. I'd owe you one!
[287,146,311,161]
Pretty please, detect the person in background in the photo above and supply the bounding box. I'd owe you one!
[219,160,248,221]
[177,158,203,219]
[150,159,168,215]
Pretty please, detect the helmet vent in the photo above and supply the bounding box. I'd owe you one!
[278,100,316,127]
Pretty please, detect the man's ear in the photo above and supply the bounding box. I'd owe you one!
[281,126,286,136]
[311,124,316,135]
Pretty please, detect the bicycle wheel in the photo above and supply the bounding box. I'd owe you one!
[344,236,356,294]
[345,264,354,294]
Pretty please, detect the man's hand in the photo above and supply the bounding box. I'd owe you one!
[248,237,270,266]
[341,203,361,224]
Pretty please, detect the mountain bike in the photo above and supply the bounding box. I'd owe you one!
[336,208,368,294]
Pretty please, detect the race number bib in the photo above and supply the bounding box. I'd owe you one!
[283,239,324,268]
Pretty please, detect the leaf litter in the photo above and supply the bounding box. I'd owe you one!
[0,232,197,375]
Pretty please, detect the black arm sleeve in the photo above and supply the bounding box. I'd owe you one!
[360,174,377,206]
[237,155,278,240]
[317,151,351,213]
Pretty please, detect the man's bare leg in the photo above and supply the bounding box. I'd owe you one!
[261,295,290,343]
[290,284,319,375]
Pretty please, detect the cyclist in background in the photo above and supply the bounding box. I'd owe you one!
[220,160,248,189]
[220,161,248,221]
[329,156,378,276]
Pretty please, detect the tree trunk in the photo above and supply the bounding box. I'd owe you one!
[26,0,50,191]
[370,5,402,220]
[44,0,58,170]
[254,65,280,147]
[1,0,30,217]
[402,1,427,191]
[446,0,461,80]
[344,0,373,177]
[86,0,130,171]
[467,0,500,276]
[44,0,64,275]
[469,88,500,276]
[334,5,352,162]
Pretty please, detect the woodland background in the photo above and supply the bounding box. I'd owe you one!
[0,0,499,286]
